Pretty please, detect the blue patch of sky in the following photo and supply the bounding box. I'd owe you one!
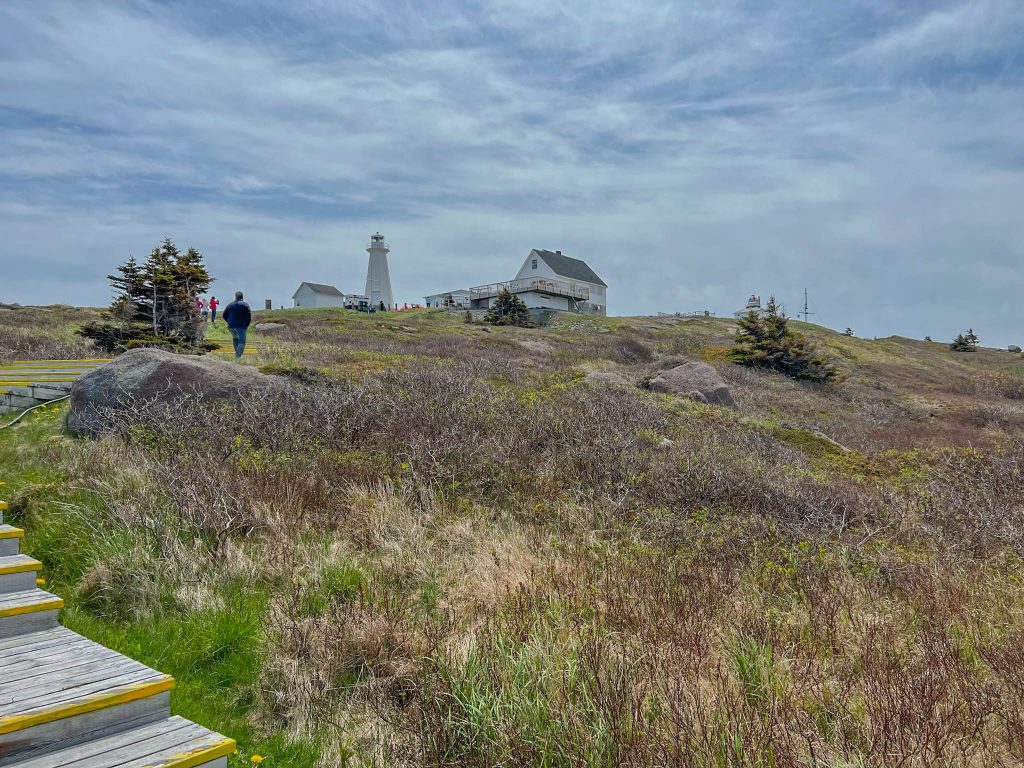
[0,107,118,137]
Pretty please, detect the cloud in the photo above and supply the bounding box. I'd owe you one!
[1,0,1023,345]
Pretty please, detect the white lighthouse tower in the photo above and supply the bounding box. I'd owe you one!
[364,232,394,310]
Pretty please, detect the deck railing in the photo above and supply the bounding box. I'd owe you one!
[470,277,590,301]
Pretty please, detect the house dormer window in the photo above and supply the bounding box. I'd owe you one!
[531,259,538,269]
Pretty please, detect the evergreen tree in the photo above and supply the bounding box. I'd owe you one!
[80,238,214,353]
[484,290,531,327]
[950,328,979,352]
[728,296,835,382]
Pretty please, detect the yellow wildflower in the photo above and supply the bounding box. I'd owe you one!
[251,756,265,764]
[36,578,46,586]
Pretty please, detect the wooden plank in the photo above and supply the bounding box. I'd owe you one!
[0,627,77,653]
[5,717,199,768]
[3,646,126,684]
[1,632,102,664]
[0,555,42,576]
[0,610,59,641]
[0,663,159,714]
[0,594,63,619]
[0,691,170,762]
[0,675,173,734]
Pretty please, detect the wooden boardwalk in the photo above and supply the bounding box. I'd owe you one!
[0,501,236,766]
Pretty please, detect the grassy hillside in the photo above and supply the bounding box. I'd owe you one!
[2,306,1024,767]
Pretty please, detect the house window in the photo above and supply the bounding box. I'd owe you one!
[531,259,537,269]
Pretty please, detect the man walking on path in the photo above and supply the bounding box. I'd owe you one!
[222,291,252,358]
[208,296,219,325]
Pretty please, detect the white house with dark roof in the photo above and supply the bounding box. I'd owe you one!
[292,282,346,308]
[424,289,472,308]
[469,249,608,315]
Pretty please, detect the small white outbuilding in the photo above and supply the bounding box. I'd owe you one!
[292,282,346,308]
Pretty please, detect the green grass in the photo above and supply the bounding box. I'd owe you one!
[0,407,322,766]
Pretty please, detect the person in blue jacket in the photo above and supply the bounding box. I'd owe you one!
[221,291,252,358]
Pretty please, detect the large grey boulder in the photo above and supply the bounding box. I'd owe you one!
[645,361,737,409]
[68,347,285,435]
[1009,345,1022,353]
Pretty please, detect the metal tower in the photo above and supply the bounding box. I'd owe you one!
[364,232,394,310]
[799,288,815,323]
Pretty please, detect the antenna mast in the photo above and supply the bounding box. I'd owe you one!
[799,288,815,323]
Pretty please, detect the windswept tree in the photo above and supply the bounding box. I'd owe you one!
[729,296,835,382]
[484,289,531,327]
[950,329,979,352]
[80,238,214,353]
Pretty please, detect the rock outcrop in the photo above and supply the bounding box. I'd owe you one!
[644,361,737,409]
[1010,345,1022,353]
[68,348,285,435]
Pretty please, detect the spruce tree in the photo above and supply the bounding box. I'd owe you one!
[950,329,979,352]
[484,290,531,327]
[80,238,213,353]
[729,296,835,382]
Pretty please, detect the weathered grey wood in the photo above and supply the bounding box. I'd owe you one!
[82,728,231,768]
[0,556,42,596]
[1,636,93,665]
[0,627,68,653]
[0,668,167,717]
[3,647,128,685]
[0,611,58,641]
[0,705,172,765]
[4,717,198,767]
[2,637,116,669]
[0,529,21,558]
[0,691,170,764]
[0,573,37,596]
[0,628,77,654]
[0,590,59,611]
[4,659,149,705]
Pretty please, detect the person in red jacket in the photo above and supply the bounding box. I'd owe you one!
[208,296,219,325]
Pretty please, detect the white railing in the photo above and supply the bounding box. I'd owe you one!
[470,277,590,301]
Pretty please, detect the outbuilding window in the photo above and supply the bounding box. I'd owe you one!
[531,259,538,269]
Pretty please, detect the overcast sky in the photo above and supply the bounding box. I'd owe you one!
[2,1,1023,344]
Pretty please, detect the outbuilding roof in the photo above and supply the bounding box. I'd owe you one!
[293,282,345,298]
[532,250,607,287]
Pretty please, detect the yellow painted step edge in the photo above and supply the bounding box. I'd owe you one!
[0,557,42,575]
[0,676,175,735]
[0,502,7,511]
[142,737,238,768]
[0,527,24,539]
[0,596,63,618]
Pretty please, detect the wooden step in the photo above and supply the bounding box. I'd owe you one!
[3,716,235,768]
[0,590,62,638]
[0,628,173,761]
[0,501,7,525]
[0,526,23,557]
[0,555,43,595]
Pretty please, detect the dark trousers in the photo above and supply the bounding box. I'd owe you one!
[210,309,217,324]
[229,327,247,358]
